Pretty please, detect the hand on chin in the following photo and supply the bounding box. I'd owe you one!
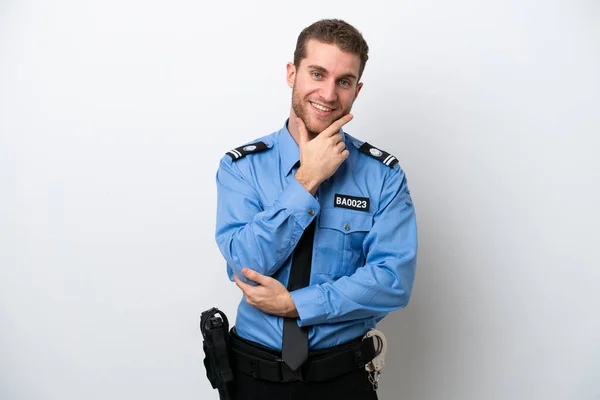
[306,115,337,134]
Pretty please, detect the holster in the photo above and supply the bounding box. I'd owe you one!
[200,308,234,400]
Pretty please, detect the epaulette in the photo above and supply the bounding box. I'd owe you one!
[226,141,269,161]
[357,142,398,168]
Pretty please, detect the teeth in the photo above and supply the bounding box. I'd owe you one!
[311,102,331,112]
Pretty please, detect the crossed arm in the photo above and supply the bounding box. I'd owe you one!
[233,268,299,318]
[218,164,417,325]
[216,117,417,325]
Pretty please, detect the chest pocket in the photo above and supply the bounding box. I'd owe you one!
[313,208,373,276]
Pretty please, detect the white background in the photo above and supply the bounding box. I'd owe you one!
[1,1,599,399]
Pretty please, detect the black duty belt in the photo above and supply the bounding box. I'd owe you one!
[229,329,376,383]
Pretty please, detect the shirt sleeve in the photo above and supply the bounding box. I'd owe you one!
[215,157,320,283]
[290,166,417,326]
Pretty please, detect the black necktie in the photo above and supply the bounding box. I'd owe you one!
[281,220,315,371]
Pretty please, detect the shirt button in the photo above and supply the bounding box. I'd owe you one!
[308,209,315,216]
[344,223,350,231]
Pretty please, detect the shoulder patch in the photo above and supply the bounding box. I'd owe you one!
[358,142,398,168]
[226,141,269,161]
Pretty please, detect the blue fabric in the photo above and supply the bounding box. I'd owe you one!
[215,120,417,350]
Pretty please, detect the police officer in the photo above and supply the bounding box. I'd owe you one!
[215,19,417,400]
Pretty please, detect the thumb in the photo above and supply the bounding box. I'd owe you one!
[242,267,266,284]
[296,118,309,145]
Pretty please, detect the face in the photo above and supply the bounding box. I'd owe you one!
[287,40,363,137]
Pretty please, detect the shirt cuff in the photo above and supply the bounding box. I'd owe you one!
[291,285,329,327]
[277,178,321,229]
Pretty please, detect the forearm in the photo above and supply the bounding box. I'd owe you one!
[291,249,417,326]
[216,173,320,281]
[218,206,308,279]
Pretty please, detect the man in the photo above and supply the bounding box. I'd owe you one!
[215,19,417,400]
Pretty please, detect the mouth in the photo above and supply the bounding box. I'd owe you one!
[310,101,334,113]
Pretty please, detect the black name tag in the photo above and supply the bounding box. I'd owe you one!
[334,194,370,211]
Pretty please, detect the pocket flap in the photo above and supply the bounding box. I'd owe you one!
[318,208,373,234]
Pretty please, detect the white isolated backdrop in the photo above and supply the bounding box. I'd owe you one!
[1,1,599,399]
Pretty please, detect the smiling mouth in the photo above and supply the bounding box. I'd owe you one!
[310,102,334,112]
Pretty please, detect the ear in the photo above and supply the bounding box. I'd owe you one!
[286,62,296,88]
[354,82,364,101]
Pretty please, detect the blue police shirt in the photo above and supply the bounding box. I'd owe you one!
[215,120,417,350]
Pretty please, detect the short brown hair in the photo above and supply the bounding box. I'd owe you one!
[293,19,369,80]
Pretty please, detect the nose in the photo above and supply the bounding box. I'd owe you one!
[318,79,337,103]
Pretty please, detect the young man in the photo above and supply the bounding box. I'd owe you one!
[215,19,417,400]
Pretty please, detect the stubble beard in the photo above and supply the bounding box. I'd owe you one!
[291,86,349,139]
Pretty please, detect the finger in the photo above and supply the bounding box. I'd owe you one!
[242,267,268,285]
[233,273,244,289]
[234,273,252,292]
[340,149,350,160]
[334,141,346,152]
[296,118,309,145]
[330,132,343,145]
[321,114,353,137]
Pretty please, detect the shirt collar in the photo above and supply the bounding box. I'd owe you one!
[279,118,347,177]
[279,119,300,177]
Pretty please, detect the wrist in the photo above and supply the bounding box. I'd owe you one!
[294,168,320,196]
[284,293,299,318]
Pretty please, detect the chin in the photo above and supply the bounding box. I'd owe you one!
[307,113,340,131]
[305,120,331,135]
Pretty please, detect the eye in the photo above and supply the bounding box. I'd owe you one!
[339,79,351,87]
[311,72,322,79]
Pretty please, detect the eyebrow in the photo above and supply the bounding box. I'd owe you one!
[307,64,358,81]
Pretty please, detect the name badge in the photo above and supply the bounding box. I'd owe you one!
[334,194,370,212]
